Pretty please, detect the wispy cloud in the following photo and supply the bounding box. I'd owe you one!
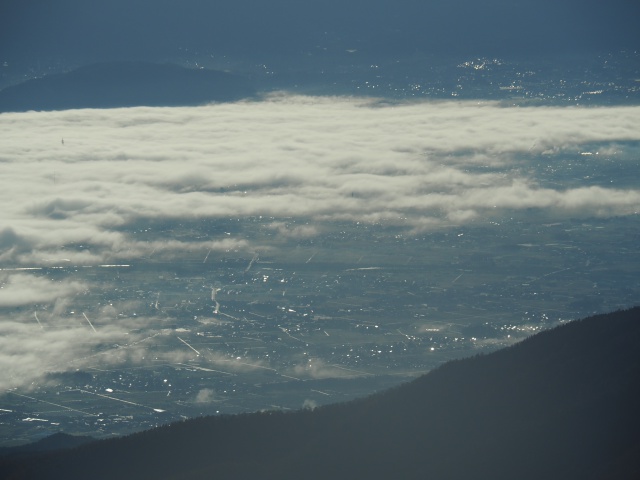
[194,388,217,404]
[0,273,86,307]
[0,311,159,391]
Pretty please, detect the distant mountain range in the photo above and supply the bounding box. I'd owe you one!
[1,307,638,480]
[0,62,256,112]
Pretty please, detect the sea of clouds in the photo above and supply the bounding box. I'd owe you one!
[1,94,639,390]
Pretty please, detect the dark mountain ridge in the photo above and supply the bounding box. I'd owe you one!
[0,433,95,458]
[0,62,256,112]
[1,307,638,480]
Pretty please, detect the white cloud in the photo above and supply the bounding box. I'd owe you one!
[0,311,159,391]
[267,222,320,240]
[1,96,638,251]
[0,273,86,307]
[194,388,217,404]
[302,399,318,410]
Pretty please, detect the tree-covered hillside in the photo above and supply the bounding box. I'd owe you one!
[1,307,638,480]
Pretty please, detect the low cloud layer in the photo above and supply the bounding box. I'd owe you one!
[0,273,86,307]
[0,310,157,391]
[1,95,638,264]
[1,94,639,390]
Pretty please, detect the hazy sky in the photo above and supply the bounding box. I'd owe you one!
[1,0,638,66]
[1,95,639,390]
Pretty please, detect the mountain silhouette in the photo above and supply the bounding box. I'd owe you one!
[1,307,638,480]
[0,62,256,112]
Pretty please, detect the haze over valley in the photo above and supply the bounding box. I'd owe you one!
[2,91,639,443]
[0,0,638,454]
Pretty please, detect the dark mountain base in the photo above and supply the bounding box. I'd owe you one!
[1,307,638,480]
[0,433,95,458]
[0,62,256,112]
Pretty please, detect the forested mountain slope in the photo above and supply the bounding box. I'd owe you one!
[2,307,638,480]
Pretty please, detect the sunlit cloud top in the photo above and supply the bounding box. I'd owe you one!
[1,94,639,266]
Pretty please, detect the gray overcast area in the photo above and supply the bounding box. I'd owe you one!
[0,0,639,445]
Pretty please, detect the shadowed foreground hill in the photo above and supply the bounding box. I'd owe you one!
[0,433,94,458]
[0,62,255,111]
[2,308,638,480]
